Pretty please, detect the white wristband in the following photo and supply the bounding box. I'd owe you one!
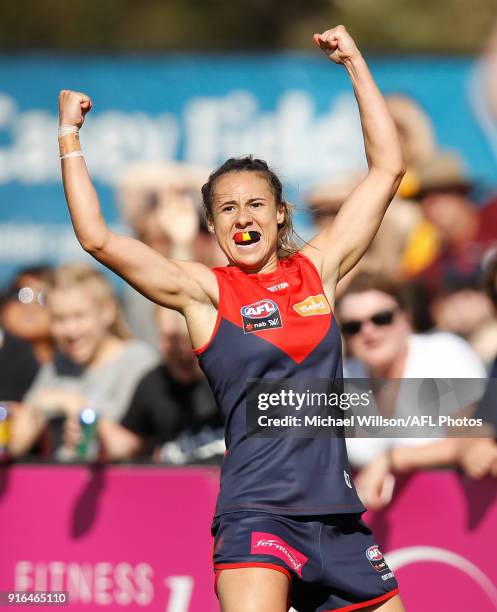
[58,125,79,138]
[60,150,84,160]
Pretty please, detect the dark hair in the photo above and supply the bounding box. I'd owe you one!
[201,156,296,257]
[1,264,53,308]
[8,264,52,286]
[337,271,408,312]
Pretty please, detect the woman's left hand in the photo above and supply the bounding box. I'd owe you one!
[456,437,497,479]
[354,452,396,511]
[313,25,360,65]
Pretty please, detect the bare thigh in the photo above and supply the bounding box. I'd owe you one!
[361,594,406,612]
[217,567,290,612]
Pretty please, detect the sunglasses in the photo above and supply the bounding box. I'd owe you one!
[6,286,46,306]
[341,308,398,337]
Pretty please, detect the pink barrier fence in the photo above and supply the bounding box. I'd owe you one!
[0,466,220,611]
[0,465,496,611]
[365,471,497,612]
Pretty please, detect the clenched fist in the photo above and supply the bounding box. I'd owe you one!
[313,25,360,65]
[58,90,92,128]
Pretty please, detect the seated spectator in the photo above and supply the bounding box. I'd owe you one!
[1,265,53,364]
[403,152,497,354]
[307,94,441,290]
[63,306,224,464]
[385,94,436,166]
[473,20,497,171]
[308,172,425,284]
[357,254,497,509]
[117,161,226,347]
[0,328,39,402]
[9,263,158,459]
[386,94,443,279]
[430,280,497,364]
[413,152,497,293]
[335,272,486,486]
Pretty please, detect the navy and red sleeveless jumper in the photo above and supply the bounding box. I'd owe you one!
[195,252,364,517]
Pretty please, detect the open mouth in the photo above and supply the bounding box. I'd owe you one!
[233,231,261,246]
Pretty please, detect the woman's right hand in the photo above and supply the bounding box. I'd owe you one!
[58,90,93,128]
[30,388,85,418]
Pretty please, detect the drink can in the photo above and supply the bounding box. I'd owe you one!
[77,407,99,461]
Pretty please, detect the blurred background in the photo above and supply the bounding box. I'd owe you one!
[1,2,497,611]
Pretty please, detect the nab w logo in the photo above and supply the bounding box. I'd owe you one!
[241,299,283,334]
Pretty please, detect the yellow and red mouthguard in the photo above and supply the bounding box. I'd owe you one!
[234,231,260,244]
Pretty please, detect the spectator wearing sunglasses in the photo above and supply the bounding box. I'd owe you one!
[1,265,54,365]
[352,255,497,509]
[335,272,486,489]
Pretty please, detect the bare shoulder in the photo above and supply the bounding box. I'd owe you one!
[298,245,339,307]
[300,230,341,274]
[163,260,220,350]
[299,243,340,282]
[174,260,219,307]
[299,244,323,273]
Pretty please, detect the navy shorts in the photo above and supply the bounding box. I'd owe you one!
[212,511,399,612]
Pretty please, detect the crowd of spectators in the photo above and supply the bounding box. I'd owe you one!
[0,161,226,466]
[310,92,497,507]
[1,95,496,512]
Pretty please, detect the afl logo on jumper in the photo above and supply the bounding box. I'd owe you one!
[241,299,283,334]
[293,294,330,317]
[366,545,390,573]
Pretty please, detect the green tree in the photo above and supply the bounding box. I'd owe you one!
[1,0,496,52]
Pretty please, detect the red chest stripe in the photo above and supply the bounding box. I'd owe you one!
[213,253,333,364]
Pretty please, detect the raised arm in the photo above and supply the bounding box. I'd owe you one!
[57,91,217,314]
[302,27,405,293]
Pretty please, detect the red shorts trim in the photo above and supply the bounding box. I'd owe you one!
[214,562,292,598]
[327,587,400,612]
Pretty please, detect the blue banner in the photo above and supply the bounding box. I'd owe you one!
[0,54,495,282]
